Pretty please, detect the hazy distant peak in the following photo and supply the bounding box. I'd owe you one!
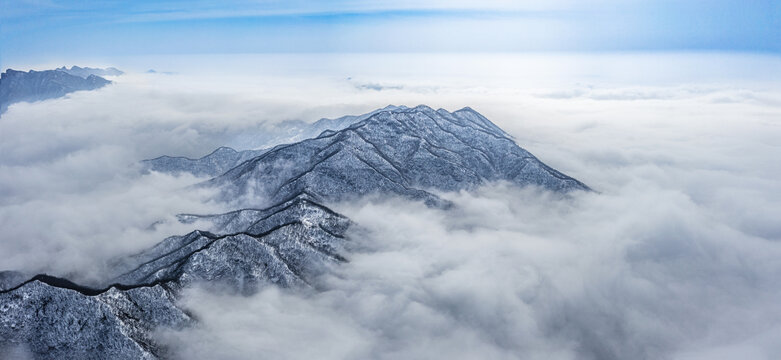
[0,68,112,114]
[1,69,24,76]
[56,65,124,78]
[212,146,238,154]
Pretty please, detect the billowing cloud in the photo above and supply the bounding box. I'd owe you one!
[163,54,781,359]
[160,177,781,359]
[1,53,780,357]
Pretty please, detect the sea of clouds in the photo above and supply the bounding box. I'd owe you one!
[1,53,780,358]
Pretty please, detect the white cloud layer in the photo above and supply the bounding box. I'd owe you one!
[163,178,781,359]
[1,53,780,357]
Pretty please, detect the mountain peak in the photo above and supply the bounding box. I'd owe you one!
[210,106,589,208]
[58,66,124,78]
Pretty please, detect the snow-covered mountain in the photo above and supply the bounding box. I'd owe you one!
[0,274,190,359]
[0,68,114,114]
[0,194,347,359]
[0,105,589,359]
[142,146,267,177]
[111,194,350,291]
[210,105,589,207]
[143,105,406,177]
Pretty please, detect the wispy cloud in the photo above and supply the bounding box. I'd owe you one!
[2,0,577,22]
[2,0,778,66]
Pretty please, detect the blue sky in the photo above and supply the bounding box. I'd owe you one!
[1,0,779,68]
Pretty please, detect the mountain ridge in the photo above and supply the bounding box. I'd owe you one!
[142,105,407,177]
[0,67,114,114]
[56,66,124,78]
[208,105,589,208]
[0,105,590,359]
[0,193,348,359]
[142,146,267,177]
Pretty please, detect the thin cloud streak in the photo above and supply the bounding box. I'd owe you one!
[2,1,778,68]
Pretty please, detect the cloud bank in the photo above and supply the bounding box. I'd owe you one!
[1,53,780,357]
[162,178,781,359]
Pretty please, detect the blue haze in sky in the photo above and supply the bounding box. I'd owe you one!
[1,0,779,68]
[2,2,781,360]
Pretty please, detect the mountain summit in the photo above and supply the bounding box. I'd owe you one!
[210,105,589,207]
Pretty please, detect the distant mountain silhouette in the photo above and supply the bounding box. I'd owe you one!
[0,67,115,114]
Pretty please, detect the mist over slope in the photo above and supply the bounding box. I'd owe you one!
[165,182,781,360]
[1,102,591,358]
[0,53,779,359]
[141,105,405,177]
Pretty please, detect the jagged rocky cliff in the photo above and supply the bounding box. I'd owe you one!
[0,105,589,359]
